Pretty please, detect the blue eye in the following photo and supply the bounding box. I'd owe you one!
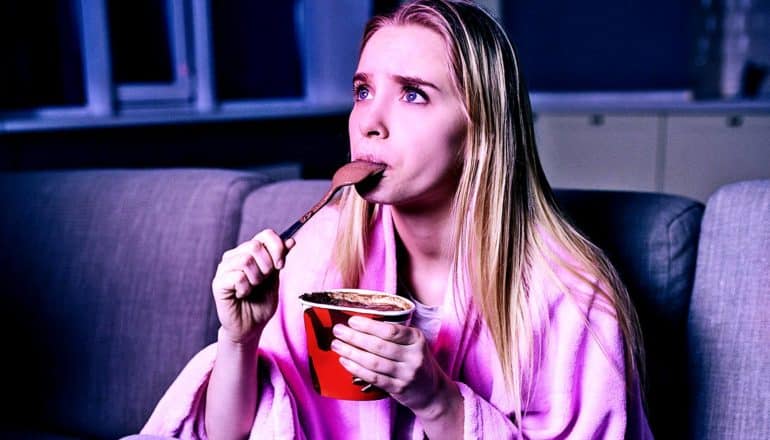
[402,86,427,104]
[354,85,370,101]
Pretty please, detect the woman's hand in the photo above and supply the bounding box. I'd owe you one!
[331,316,463,426]
[211,229,295,344]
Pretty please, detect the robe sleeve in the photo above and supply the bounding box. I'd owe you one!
[140,344,305,440]
[456,294,649,439]
[457,381,521,439]
[520,293,631,439]
[140,209,341,440]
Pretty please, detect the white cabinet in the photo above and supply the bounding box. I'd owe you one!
[663,115,770,202]
[534,112,770,202]
[534,114,660,192]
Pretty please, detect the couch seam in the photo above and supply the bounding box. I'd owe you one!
[220,175,272,247]
[663,202,704,438]
[664,203,704,315]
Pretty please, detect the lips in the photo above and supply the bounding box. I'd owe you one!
[351,156,387,195]
[352,154,388,169]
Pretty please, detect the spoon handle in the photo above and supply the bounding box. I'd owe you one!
[278,186,338,241]
[279,219,304,241]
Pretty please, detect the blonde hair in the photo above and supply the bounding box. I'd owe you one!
[334,0,644,422]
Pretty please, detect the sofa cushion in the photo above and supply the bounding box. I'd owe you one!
[554,189,704,439]
[237,179,331,243]
[0,169,269,439]
[687,180,770,439]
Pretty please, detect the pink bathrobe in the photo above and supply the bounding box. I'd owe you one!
[142,205,652,439]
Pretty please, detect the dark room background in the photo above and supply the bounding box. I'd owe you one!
[1,0,768,187]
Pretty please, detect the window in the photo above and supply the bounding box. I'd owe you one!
[109,1,174,84]
[0,1,85,112]
[107,0,192,105]
[0,0,372,131]
[212,1,303,100]
[503,0,694,92]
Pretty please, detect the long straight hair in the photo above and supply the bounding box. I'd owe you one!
[333,0,644,422]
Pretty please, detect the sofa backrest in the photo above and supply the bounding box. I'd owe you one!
[237,180,333,243]
[240,180,705,439]
[0,169,270,439]
[687,180,770,439]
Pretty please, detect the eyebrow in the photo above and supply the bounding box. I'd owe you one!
[352,72,441,91]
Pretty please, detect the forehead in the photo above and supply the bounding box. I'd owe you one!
[358,25,451,81]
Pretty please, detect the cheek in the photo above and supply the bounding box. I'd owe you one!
[348,111,361,151]
[428,113,466,161]
[392,112,464,166]
[347,111,356,138]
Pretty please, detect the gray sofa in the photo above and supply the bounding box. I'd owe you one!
[0,169,767,439]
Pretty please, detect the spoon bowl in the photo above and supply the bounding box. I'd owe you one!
[279,161,386,240]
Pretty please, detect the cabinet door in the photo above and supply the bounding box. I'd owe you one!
[534,114,660,192]
[664,115,770,202]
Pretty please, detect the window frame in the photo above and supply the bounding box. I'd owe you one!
[113,0,194,105]
[0,0,371,132]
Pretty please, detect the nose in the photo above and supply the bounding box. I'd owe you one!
[357,100,389,139]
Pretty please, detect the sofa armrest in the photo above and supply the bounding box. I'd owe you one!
[0,169,270,439]
[687,179,770,439]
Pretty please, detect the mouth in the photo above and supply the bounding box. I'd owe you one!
[352,155,388,168]
[352,159,387,196]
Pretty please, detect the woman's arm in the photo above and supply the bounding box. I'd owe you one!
[205,230,293,439]
[410,378,464,439]
[205,328,261,440]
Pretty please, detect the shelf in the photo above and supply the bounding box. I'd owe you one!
[0,100,352,133]
[531,92,770,114]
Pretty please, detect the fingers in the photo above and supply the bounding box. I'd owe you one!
[331,332,410,396]
[332,338,402,377]
[242,231,288,279]
[253,229,293,270]
[331,320,424,376]
[333,321,413,360]
[213,229,295,297]
[217,270,253,299]
[337,356,408,396]
[332,321,442,402]
[212,269,252,298]
[347,316,419,345]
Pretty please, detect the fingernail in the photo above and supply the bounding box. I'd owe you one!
[332,324,346,337]
[348,316,365,328]
[276,259,284,270]
[331,340,341,352]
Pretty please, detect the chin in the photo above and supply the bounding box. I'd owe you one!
[354,178,390,203]
[357,192,389,205]
[354,186,394,205]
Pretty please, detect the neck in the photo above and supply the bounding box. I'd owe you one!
[391,200,453,265]
[391,198,454,306]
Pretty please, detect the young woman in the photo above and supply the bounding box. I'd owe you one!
[143,1,652,438]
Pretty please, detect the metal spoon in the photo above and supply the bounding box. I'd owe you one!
[279,161,386,240]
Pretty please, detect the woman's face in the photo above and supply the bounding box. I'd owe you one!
[348,25,467,211]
